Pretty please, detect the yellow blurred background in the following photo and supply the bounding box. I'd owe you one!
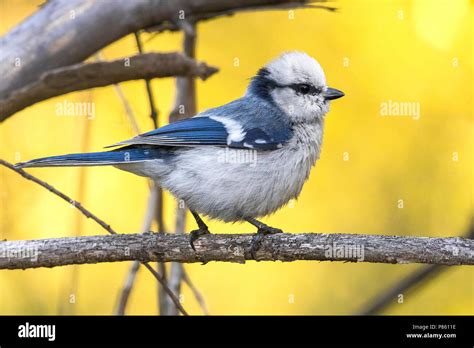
[0,0,472,315]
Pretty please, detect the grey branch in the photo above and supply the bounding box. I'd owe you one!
[0,0,317,118]
[147,1,335,33]
[1,233,472,270]
[0,52,217,120]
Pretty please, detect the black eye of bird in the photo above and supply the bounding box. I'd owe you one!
[297,84,311,94]
[289,83,321,95]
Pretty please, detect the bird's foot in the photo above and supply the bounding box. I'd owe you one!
[250,225,283,259]
[189,228,210,251]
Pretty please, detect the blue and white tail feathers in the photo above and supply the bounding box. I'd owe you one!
[15,147,169,168]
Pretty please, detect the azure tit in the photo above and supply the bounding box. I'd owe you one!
[17,51,344,254]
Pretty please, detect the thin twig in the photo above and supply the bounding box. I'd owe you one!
[134,32,159,129]
[359,222,474,315]
[96,52,141,135]
[116,261,142,315]
[182,269,209,315]
[115,183,159,315]
[0,159,115,235]
[0,159,188,315]
[360,264,446,315]
[141,262,185,313]
[112,84,141,135]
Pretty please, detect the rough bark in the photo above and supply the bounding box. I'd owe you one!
[1,232,472,270]
[0,52,217,120]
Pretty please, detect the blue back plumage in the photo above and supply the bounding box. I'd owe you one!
[109,94,292,151]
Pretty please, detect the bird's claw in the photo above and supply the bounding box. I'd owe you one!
[189,228,210,251]
[250,226,283,259]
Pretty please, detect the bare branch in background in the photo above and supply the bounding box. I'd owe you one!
[2,232,472,268]
[360,264,446,315]
[0,159,116,235]
[169,23,197,124]
[160,22,198,316]
[0,159,187,315]
[134,32,159,129]
[147,1,335,34]
[115,261,141,316]
[111,83,141,136]
[359,222,474,315]
[0,53,217,120]
[0,0,323,108]
[115,183,160,315]
[182,269,209,315]
[96,51,142,135]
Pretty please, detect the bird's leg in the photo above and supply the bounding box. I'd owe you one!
[245,217,283,258]
[189,210,211,251]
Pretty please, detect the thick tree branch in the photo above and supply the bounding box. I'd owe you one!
[147,2,335,33]
[1,233,472,270]
[0,52,217,120]
[0,0,316,105]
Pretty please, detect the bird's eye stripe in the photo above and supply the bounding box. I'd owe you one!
[286,83,321,95]
[267,81,322,95]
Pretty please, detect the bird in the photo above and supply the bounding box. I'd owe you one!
[16,51,344,255]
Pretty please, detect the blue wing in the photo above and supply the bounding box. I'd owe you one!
[107,96,292,150]
[109,117,228,147]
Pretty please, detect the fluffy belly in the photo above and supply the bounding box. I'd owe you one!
[159,146,315,222]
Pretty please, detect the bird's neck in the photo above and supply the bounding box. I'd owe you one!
[290,118,325,166]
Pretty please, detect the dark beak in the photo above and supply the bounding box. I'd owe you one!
[323,87,344,100]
